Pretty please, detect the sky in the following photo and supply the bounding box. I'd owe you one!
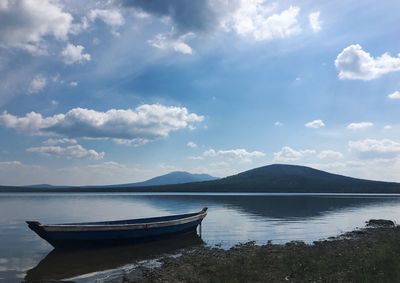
[0,0,400,186]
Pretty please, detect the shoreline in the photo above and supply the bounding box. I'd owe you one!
[3,191,400,196]
[106,221,400,283]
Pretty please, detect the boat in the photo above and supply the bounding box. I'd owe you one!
[26,207,207,248]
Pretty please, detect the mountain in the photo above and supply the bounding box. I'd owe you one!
[122,164,400,193]
[105,171,219,188]
[21,171,218,189]
[2,164,400,193]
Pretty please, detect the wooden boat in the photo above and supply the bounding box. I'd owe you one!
[26,207,207,248]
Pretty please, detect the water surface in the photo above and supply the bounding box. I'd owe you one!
[1,193,400,282]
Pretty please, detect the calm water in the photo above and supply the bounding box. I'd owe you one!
[1,193,400,282]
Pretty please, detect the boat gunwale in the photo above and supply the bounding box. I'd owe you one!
[35,208,207,232]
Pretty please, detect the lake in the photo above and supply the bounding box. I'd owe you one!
[1,193,400,282]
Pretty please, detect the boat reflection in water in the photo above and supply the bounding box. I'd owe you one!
[24,232,203,282]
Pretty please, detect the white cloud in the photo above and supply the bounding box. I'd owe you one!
[0,111,58,135]
[148,33,194,55]
[317,150,343,159]
[348,138,400,154]
[274,121,283,126]
[0,104,204,145]
[0,160,22,167]
[43,138,77,146]
[200,148,265,163]
[113,138,149,147]
[348,138,400,159]
[27,144,105,160]
[203,149,217,157]
[61,43,91,64]
[384,125,392,130]
[273,146,316,162]
[28,75,47,94]
[69,81,78,87]
[226,2,301,41]
[0,0,73,54]
[335,44,400,80]
[87,9,124,35]
[346,122,373,130]
[308,11,321,33]
[305,119,325,128]
[187,141,198,148]
[388,91,400,99]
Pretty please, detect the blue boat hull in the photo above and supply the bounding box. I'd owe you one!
[28,220,201,248]
[27,208,207,249]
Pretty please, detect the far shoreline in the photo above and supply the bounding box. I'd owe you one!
[3,190,400,196]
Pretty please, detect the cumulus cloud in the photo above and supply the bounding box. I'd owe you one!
[122,0,301,42]
[348,138,400,160]
[148,32,194,55]
[69,81,78,87]
[61,43,91,64]
[273,146,316,162]
[0,104,204,145]
[0,0,73,54]
[187,141,198,148]
[346,122,373,130]
[196,148,265,163]
[0,111,60,135]
[305,119,325,128]
[388,91,400,99]
[335,44,400,80]
[43,138,77,146]
[317,150,343,159]
[226,3,301,41]
[384,125,392,130]
[27,144,105,160]
[86,9,125,35]
[113,138,149,147]
[349,139,400,154]
[308,11,321,33]
[274,121,283,126]
[28,75,47,94]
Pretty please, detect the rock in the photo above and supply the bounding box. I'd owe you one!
[366,219,395,227]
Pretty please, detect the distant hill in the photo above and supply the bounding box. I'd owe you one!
[2,164,400,193]
[103,171,219,188]
[20,171,218,190]
[26,184,71,189]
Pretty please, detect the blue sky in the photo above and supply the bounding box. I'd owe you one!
[1,0,400,185]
